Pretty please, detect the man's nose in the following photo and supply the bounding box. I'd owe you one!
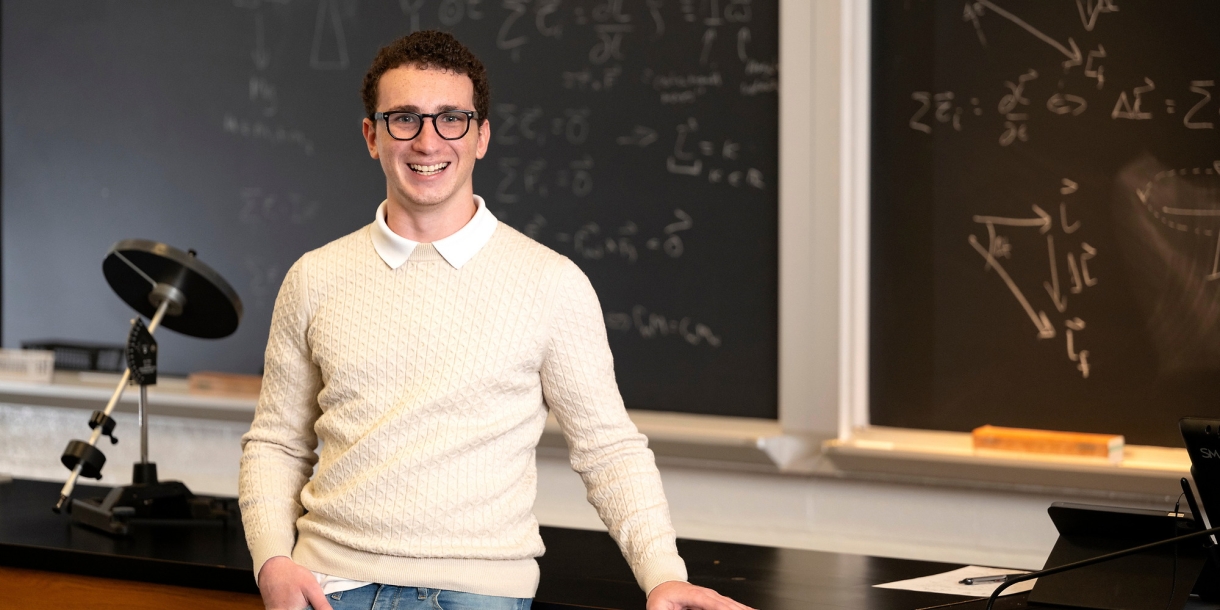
[411,118,445,151]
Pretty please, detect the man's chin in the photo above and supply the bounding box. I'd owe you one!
[394,190,458,210]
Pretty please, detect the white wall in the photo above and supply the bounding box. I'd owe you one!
[6,400,1145,570]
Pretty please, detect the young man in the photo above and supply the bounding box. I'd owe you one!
[239,31,751,610]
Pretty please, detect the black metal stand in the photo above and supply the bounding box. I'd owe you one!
[70,471,236,536]
[54,240,243,536]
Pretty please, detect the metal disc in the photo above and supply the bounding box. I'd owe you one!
[102,239,243,339]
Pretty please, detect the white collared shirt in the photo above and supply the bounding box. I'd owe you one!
[370,195,498,270]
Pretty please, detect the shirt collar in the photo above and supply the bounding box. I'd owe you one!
[370,195,497,270]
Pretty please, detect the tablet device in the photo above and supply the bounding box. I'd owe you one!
[1180,417,1220,529]
[1028,503,1206,610]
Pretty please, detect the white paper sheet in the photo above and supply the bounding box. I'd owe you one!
[873,565,1036,597]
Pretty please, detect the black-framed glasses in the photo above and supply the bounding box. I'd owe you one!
[372,110,478,141]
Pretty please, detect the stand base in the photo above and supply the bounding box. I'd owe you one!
[69,469,237,536]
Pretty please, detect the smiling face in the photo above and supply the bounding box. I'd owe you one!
[362,65,490,218]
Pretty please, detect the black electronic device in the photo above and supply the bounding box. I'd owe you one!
[1180,418,1220,600]
[984,418,1220,610]
[54,240,242,535]
[1180,418,1220,530]
[1027,503,1207,610]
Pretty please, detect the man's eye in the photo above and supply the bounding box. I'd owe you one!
[391,114,418,124]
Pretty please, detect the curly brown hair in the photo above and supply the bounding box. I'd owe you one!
[361,30,490,125]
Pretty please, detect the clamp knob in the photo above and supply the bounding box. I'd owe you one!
[88,410,118,444]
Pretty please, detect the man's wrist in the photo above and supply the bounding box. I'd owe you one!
[647,579,689,597]
[256,554,294,584]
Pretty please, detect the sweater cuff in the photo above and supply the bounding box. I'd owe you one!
[635,553,688,596]
[248,531,298,585]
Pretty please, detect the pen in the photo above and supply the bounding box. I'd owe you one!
[959,574,1018,585]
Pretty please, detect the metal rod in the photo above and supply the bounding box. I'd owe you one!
[138,385,149,464]
[147,298,170,333]
[54,298,172,512]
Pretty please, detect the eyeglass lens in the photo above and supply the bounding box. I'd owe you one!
[385,112,471,140]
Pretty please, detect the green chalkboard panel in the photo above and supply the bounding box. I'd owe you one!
[3,0,778,418]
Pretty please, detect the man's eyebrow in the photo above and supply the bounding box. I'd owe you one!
[380,104,464,114]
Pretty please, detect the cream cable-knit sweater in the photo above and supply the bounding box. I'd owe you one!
[238,222,687,598]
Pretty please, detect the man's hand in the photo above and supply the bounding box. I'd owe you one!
[646,580,756,610]
[257,556,333,610]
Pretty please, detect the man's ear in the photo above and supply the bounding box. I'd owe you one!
[362,118,379,159]
[475,119,491,159]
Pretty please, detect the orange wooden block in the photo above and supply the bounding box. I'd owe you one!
[972,425,1124,463]
[188,371,262,397]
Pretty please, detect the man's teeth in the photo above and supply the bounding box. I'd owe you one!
[409,163,449,175]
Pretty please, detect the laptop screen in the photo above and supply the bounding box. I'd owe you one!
[1180,417,1220,528]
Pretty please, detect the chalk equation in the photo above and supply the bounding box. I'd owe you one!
[223,114,316,156]
[494,104,591,148]
[663,118,766,189]
[489,0,755,64]
[969,177,1097,378]
[909,1,1219,145]
[605,304,722,347]
[494,155,594,203]
[239,187,321,226]
[518,209,693,263]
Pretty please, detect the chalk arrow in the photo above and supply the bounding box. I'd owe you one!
[1043,234,1068,313]
[1060,178,1078,195]
[969,235,1056,340]
[1136,183,1153,203]
[252,13,270,70]
[973,204,1052,233]
[616,125,658,147]
[976,1,1083,69]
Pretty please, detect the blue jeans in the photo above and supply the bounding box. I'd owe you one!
[311,585,532,610]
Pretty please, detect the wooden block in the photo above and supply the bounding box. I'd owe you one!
[972,425,1124,463]
[188,371,262,397]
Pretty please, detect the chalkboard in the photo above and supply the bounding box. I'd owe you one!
[1,0,778,419]
[871,0,1220,447]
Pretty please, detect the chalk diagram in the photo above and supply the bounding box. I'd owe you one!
[1113,156,1220,374]
[311,0,349,70]
[969,177,1097,379]
[1129,162,1220,283]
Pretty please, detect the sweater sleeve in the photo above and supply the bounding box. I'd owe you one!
[239,257,324,582]
[539,260,688,595]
